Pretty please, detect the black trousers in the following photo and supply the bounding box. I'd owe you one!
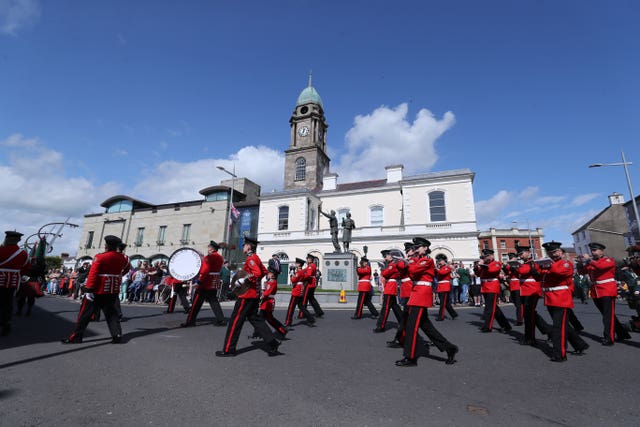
[522,294,551,341]
[403,306,456,359]
[547,306,587,359]
[0,287,16,327]
[167,286,190,313]
[511,290,523,324]
[300,286,324,317]
[376,294,402,330]
[68,294,121,341]
[593,296,630,343]
[437,291,458,320]
[394,303,410,343]
[482,292,510,330]
[354,291,379,318]
[221,298,276,353]
[263,309,287,336]
[285,295,314,325]
[16,294,35,314]
[184,288,225,325]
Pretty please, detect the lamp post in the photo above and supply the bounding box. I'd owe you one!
[217,164,237,260]
[512,219,536,259]
[589,149,640,244]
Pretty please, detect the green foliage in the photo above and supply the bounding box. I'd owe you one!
[45,256,62,271]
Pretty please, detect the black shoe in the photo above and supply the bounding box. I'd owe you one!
[351,316,360,320]
[480,327,491,333]
[573,343,589,355]
[574,325,584,332]
[435,318,444,322]
[500,326,512,333]
[371,314,379,319]
[386,339,402,348]
[601,339,614,346]
[111,335,122,344]
[215,350,237,357]
[373,327,385,333]
[267,340,282,357]
[395,357,417,367]
[25,309,32,317]
[215,320,227,327]
[1,325,10,337]
[445,345,459,365]
[61,336,82,344]
[550,356,567,362]
[515,321,523,326]
[15,311,21,316]
[316,313,324,318]
[180,322,195,328]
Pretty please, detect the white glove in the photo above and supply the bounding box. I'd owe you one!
[85,293,95,301]
[235,278,246,287]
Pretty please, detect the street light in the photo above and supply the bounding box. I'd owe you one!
[512,219,536,259]
[589,149,640,244]
[217,165,237,259]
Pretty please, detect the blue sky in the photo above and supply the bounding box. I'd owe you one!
[1,0,639,255]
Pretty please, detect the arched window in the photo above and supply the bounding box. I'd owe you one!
[278,206,289,230]
[370,206,383,226]
[337,208,350,224]
[429,191,446,222]
[295,157,306,181]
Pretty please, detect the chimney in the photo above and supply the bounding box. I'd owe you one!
[608,192,625,205]
[323,173,338,191]
[385,164,404,183]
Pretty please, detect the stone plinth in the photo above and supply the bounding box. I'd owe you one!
[319,251,357,290]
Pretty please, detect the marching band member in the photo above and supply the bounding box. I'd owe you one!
[475,249,511,333]
[505,252,523,326]
[216,235,281,357]
[181,241,226,327]
[374,249,403,333]
[300,253,324,318]
[577,242,631,345]
[539,241,589,361]
[0,231,31,337]
[284,258,315,327]
[435,254,458,321]
[352,257,379,319]
[260,271,288,338]
[396,237,458,367]
[165,276,191,314]
[62,235,128,344]
[387,242,416,347]
[516,245,551,345]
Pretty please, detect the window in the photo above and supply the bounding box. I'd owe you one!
[500,240,506,249]
[337,209,349,225]
[501,254,509,262]
[85,231,94,249]
[370,206,383,226]
[135,227,145,246]
[181,224,191,244]
[278,206,289,230]
[483,241,489,250]
[106,199,133,213]
[308,208,316,231]
[205,191,228,202]
[429,191,446,222]
[295,157,306,181]
[157,226,167,245]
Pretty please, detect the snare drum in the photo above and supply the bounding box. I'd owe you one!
[168,248,203,281]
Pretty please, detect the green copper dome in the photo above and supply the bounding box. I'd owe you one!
[296,73,323,107]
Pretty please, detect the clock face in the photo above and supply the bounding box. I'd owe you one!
[298,126,310,137]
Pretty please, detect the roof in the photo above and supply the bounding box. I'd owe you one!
[100,195,154,209]
[571,204,623,235]
[336,179,388,192]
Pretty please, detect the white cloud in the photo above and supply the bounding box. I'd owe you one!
[133,145,284,203]
[335,103,455,182]
[0,134,119,255]
[0,0,40,36]
[572,193,600,206]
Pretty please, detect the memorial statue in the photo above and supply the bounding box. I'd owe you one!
[320,208,341,252]
[341,212,356,252]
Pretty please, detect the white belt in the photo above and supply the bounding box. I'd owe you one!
[98,274,120,278]
[401,278,412,282]
[595,278,615,284]
[386,279,397,282]
[523,279,536,282]
[0,268,19,273]
[438,280,450,284]
[209,272,221,276]
[543,285,569,292]
[482,279,498,282]
[358,279,370,283]
[415,281,432,287]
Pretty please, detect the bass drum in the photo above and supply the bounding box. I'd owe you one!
[168,248,203,282]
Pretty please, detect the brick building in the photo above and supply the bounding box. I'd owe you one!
[477,227,545,262]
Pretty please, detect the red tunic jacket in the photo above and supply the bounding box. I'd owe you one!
[198,251,224,290]
[0,244,31,289]
[84,250,128,295]
[240,252,268,299]
[356,265,372,292]
[541,259,574,308]
[578,257,617,298]
[303,262,318,288]
[407,255,435,308]
[290,270,305,297]
[381,262,400,295]
[517,261,541,297]
[397,258,413,299]
[506,263,521,292]
[475,261,502,294]
[435,264,452,293]
[260,278,278,311]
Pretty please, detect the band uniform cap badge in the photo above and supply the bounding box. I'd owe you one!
[420,261,427,265]
[563,262,570,268]
[249,260,255,266]
[605,258,612,263]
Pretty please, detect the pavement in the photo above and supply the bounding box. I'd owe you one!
[1,295,639,426]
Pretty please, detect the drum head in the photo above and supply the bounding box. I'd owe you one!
[168,248,202,281]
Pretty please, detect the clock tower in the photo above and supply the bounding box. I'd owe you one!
[284,74,330,191]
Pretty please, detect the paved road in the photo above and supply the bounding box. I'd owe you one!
[1,296,639,426]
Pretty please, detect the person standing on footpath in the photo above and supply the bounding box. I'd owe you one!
[577,242,631,345]
[395,237,458,367]
[62,235,128,344]
[216,235,281,357]
[0,231,31,337]
[456,263,471,306]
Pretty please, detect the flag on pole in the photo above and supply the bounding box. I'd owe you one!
[231,203,240,220]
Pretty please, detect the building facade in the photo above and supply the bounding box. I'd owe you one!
[256,79,481,289]
[477,227,545,262]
